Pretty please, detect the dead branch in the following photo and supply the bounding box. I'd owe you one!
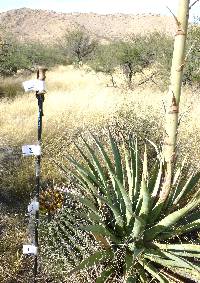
[166,6,181,27]
[189,0,200,10]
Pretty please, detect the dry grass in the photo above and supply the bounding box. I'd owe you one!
[0,65,163,145]
[0,66,200,159]
[0,65,199,205]
[1,65,200,169]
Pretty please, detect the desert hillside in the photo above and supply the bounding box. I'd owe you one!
[0,8,176,43]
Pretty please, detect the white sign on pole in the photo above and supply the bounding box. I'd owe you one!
[28,201,39,215]
[22,80,45,93]
[23,245,38,255]
[22,145,41,156]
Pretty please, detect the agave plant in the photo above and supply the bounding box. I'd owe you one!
[56,132,200,282]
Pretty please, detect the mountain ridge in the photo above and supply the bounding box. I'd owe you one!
[0,8,176,43]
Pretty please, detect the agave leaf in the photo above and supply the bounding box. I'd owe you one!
[91,134,114,171]
[92,134,125,215]
[81,137,109,195]
[66,157,100,197]
[133,137,141,205]
[170,251,200,259]
[80,225,120,244]
[68,249,114,276]
[154,243,200,253]
[128,243,144,259]
[67,154,109,200]
[144,196,200,240]
[151,160,163,198]
[144,254,186,269]
[144,248,200,272]
[179,210,200,225]
[142,145,148,182]
[172,157,187,187]
[162,251,200,272]
[147,202,164,227]
[108,131,128,219]
[158,219,200,240]
[173,171,200,205]
[131,175,150,239]
[146,138,161,159]
[138,259,168,282]
[170,268,200,282]
[74,142,99,181]
[96,266,115,283]
[67,155,98,184]
[108,129,124,184]
[124,251,134,280]
[148,160,160,195]
[135,263,148,283]
[112,174,134,225]
[123,138,134,203]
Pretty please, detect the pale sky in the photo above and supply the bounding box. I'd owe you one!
[0,0,199,20]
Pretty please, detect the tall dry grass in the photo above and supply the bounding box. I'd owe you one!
[0,64,200,195]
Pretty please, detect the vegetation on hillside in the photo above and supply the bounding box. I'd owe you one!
[1,20,199,92]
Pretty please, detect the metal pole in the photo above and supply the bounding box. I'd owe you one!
[33,66,47,283]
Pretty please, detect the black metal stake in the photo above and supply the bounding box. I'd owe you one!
[33,67,47,283]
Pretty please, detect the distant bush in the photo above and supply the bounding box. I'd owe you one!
[59,30,98,65]
[89,43,119,86]
[88,32,174,88]
[0,32,64,76]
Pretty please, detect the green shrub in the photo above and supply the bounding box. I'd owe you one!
[0,33,64,76]
[117,36,155,84]
[59,30,98,65]
[89,43,119,86]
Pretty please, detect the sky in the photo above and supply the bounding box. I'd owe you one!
[0,0,199,20]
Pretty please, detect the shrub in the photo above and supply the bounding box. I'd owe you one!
[0,30,64,76]
[89,43,120,86]
[117,36,155,84]
[59,30,98,65]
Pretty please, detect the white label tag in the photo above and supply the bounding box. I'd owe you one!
[23,80,45,92]
[28,201,39,214]
[36,80,45,92]
[23,245,38,255]
[22,145,41,156]
[22,80,36,92]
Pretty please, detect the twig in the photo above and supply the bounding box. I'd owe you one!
[166,6,181,27]
[189,0,200,10]
[138,72,157,86]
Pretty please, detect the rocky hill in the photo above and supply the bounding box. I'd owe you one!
[0,8,176,43]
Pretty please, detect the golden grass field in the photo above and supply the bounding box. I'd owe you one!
[0,65,200,167]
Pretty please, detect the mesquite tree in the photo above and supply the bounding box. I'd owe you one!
[161,0,190,202]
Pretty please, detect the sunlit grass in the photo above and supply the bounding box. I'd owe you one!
[0,65,200,175]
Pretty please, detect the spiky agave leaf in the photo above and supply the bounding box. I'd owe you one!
[56,133,200,282]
